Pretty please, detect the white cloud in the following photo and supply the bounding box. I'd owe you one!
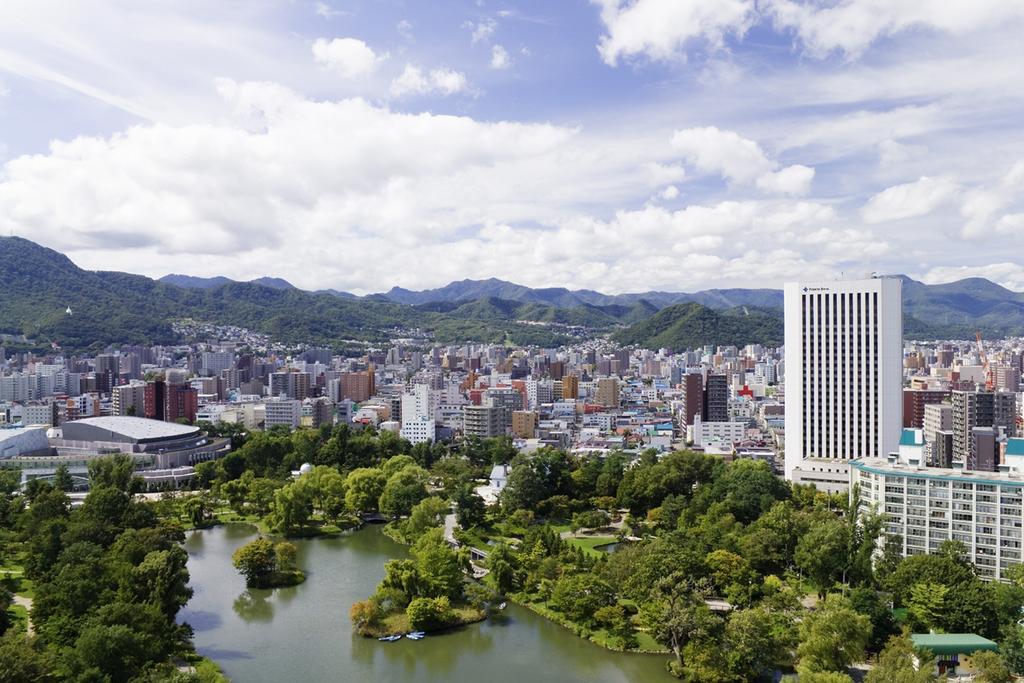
[920,264,1024,292]
[594,0,756,65]
[314,2,342,19]
[491,45,511,69]
[466,18,496,44]
[765,0,1024,59]
[397,20,414,41]
[312,38,384,79]
[670,126,813,195]
[389,64,469,97]
[861,176,958,223]
[592,0,1024,68]
[756,165,815,196]
[960,160,1024,238]
[0,81,871,293]
[878,139,927,167]
[661,185,679,200]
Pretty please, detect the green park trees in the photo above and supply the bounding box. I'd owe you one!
[232,537,304,588]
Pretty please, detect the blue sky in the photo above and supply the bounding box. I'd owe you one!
[1,0,1023,294]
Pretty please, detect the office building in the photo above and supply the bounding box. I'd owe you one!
[903,388,951,429]
[595,377,619,408]
[511,410,537,439]
[702,373,728,423]
[951,390,1017,468]
[112,382,147,417]
[784,277,903,492]
[265,398,302,429]
[463,404,503,438]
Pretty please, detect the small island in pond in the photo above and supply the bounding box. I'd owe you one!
[350,527,486,637]
[233,537,306,588]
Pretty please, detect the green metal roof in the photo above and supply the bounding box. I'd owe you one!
[1007,438,1024,458]
[911,633,998,656]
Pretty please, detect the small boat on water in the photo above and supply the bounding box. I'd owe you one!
[378,634,402,642]
[498,602,507,610]
[407,631,425,640]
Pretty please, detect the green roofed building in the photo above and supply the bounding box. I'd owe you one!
[911,633,999,676]
[911,633,998,656]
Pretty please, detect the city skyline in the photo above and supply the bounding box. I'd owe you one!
[1,1,1023,294]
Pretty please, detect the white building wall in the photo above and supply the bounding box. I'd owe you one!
[785,278,903,490]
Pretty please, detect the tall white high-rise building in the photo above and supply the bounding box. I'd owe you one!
[784,277,903,492]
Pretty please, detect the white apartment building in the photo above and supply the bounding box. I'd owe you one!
[784,277,903,493]
[689,415,746,448]
[264,398,302,429]
[852,436,1024,582]
[400,384,435,444]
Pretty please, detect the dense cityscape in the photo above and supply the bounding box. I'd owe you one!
[4,1,1024,682]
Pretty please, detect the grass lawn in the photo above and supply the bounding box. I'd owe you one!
[563,534,618,557]
[7,603,28,633]
[1,574,34,599]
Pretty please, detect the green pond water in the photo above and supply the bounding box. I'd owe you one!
[179,523,673,683]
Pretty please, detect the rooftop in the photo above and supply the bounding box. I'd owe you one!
[853,458,1024,486]
[899,428,924,447]
[67,416,199,441]
[910,633,998,656]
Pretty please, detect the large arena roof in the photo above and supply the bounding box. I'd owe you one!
[61,416,200,444]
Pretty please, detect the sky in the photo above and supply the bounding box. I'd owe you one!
[1,0,1023,296]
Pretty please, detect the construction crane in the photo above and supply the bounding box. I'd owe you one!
[975,331,995,391]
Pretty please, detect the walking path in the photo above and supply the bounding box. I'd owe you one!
[12,593,33,635]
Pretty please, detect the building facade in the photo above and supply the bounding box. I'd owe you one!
[784,277,903,492]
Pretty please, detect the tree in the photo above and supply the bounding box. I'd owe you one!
[411,528,466,601]
[796,594,871,674]
[487,542,519,596]
[551,573,616,624]
[275,542,298,572]
[594,605,636,649]
[404,496,450,542]
[849,587,899,653]
[0,630,53,682]
[344,468,386,513]
[999,624,1024,676]
[571,509,611,533]
[722,606,796,681]
[87,454,141,493]
[267,480,312,535]
[54,463,74,492]
[126,547,193,619]
[232,538,277,586]
[864,633,939,683]
[907,581,948,632]
[795,516,849,597]
[406,596,455,631]
[379,465,429,518]
[452,485,486,530]
[182,495,210,528]
[349,599,381,631]
[639,573,711,667]
[971,650,1013,683]
[382,455,417,479]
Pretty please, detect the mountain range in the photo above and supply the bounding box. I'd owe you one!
[2,236,1023,352]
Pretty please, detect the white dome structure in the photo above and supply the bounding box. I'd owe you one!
[299,462,313,475]
[46,427,63,439]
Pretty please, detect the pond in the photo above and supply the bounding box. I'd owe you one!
[179,524,673,683]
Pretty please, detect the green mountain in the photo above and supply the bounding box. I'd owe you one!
[0,237,577,351]
[612,303,784,350]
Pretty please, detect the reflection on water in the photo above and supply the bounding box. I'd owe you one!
[232,590,274,622]
[180,523,672,683]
